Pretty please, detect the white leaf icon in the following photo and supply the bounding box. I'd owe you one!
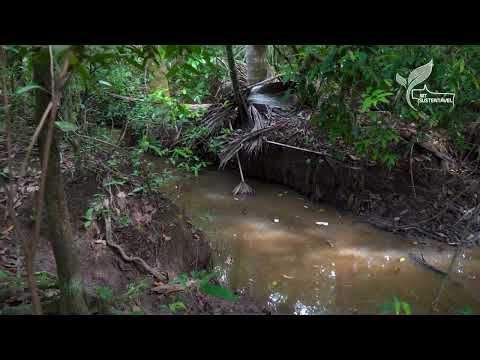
[407,59,434,85]
[406,60,434,110]
[396,73,407,88]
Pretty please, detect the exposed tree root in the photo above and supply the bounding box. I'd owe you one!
[104,200,167,282]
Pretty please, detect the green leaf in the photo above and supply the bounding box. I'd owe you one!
[456,306,473,315]
[85,208,94,220]
[401,302,412,315]
[103,179,126,187]
[98,80,112,87]
[15,84,45,95]
[393,297,401,315]
[198,272,216,287]
[200,283,238,301]
[111,308,125,315]
[55,121,78,132]
[0,270,9,279]
[96,286,114,302]
[169,301,187,314]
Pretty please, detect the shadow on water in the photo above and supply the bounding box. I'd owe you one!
[153,158,480,315]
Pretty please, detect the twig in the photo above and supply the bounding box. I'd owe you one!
[117,119,129,146]
[265,139,327,156]
[20,101,53,176]
[430,204,480,312]
[245,73,284,90]
[397,186,470,229]
[107,92,144,102]
[1,47,43,314]
[143,62,148,97]
[410,143,417,198]
[76,133,120,148]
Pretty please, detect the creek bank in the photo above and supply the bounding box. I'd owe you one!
[0,148,263,314]
[236,139,480,246]
[197,81,480,246]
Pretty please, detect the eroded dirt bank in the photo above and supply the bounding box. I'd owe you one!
[238,141,480,246]
[1,170,262,315]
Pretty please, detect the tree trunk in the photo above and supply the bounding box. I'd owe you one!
[246,45,269,85]
[33,50,89,315]
[147,59,170,96]
[225,45,252,128]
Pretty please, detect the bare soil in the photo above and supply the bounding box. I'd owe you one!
[1,164,263,315]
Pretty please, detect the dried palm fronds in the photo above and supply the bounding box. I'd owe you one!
[232,179,255,197]
[219,119,290,169]
[199,103,236,136]
[244,104,266,156]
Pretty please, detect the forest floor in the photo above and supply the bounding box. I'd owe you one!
[0,141,263,315]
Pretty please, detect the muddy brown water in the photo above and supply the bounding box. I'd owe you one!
[153,159,480,315]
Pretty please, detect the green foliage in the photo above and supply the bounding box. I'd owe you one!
[378,296,412,315]
[55,121,78,132]
[354,116,402,169]
[283,45,480,169]
[169,270,238,302]
[168,146,208,176]
[125,279,149,301]
[15,83,45,95]
[96,286,114,303]
[360,88,394,112]
[455,306,474,315]
[117,215,131,228]
[168,301,187,314]
[35,272,58,290]
[200,283,238,301]
[83,194,106,229]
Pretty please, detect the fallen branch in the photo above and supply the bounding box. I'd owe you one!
[76,133,120,148]
[265,139,327,156]
[246,74,284,90]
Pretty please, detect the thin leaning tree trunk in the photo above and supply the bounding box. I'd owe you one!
[225,45,252,128]
[33,48,89,314]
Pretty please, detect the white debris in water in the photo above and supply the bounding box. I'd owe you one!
[304,205,309,208]
[385,255,390,261]
[234,197,239,201]
[316,221,328,226]
[273,218,280,223]
[233,233,237,237]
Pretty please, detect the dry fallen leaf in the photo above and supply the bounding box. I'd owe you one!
[131,305,142,312]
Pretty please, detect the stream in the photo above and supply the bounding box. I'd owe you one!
[154,159,480,315]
